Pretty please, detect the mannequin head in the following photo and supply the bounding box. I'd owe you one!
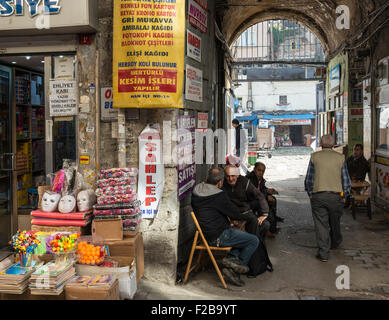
[77,189,97,212]
[58,195,76,213]
[41,192,61,212]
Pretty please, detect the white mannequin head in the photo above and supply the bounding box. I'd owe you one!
[77,189,97,212]
[41,192,61,212]
[58,195,76,213]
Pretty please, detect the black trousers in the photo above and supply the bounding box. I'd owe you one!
[267,196,278,234]
[310,193,344,259]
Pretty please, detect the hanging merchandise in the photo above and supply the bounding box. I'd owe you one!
[94,169,142,232]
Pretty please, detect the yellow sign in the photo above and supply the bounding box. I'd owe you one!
[113,0,185,109]
[80,156,90,165]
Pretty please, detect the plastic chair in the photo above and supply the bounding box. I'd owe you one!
[183,212,232,289]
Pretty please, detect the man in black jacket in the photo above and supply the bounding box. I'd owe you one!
[222,165,271,241]
[247,162,283,237]
[191,167,260,287]
[232,119,248,174]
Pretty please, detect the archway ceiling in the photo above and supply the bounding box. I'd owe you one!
[216,0,376,57]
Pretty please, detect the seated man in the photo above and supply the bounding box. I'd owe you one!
[346,144,370,182]
[191,167,259,287]
[222,165,271,241]
[246,162,283,237]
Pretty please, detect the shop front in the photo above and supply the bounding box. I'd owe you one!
[0,0,98,248]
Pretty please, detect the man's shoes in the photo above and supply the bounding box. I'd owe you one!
[266,231,276,238]
[315,254,328,262]
[276,216,285,223]
[222,257,249,274]
[222,268,245,287]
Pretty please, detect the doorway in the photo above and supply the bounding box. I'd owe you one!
[0,53,77,236]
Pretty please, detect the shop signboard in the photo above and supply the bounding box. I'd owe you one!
[330,64,341,94]
[177,115,196,201]
[49,80,78,117]
[270,119,311,126]
[101,87,118,121]
[138,125,165,219]
[349,108,363,121]
[187,30,201,63]
[0,0,98,35]
[112,0,185,109]
[185,64,203,102]
[188,0,207,34]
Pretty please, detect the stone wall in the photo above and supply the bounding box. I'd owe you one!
[94,0,222,284]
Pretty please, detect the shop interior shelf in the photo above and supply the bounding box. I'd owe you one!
[31,104,44,108]
[16,170,29,176]
[0,175,9,180]
[32,137,44,140]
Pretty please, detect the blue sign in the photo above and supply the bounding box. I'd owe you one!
[0,0,61,17]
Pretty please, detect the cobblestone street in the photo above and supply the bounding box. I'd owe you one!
[136,148,389,300]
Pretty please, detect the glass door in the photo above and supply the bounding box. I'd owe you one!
[0,65,13,249]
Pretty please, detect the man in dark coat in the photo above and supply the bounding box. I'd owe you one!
[222,165,271,241]
[191,167,259,287]
[346,144,370,182]
[246,162,283,237]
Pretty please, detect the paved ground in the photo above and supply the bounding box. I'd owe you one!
[135,147,389,300]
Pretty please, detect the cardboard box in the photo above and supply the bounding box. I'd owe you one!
[105,233,144,284]
[123,225,140,237]
[92,219,123,241]
[31,224,92,235]
[1,291,65,300]
[65,279,120,300]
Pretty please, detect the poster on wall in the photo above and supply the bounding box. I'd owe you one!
[112,0,185,109]
[138,125,165,219]
[197,112,208,131]
[177,115,196,200]
[185,65,203,102]
[188,0,208,34]
[49,80,78,117]
[54,56,74,80]
[187,30,202,62]
[101,87,119,121]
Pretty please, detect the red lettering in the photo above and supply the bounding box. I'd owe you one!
[145,165,156,173]
[146,175,156,184]
[146,186,156,195]
[145,153,156,163]
[145,197,156,206]
[145,142,156,152]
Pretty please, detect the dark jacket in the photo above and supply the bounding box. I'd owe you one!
[235,124,243,151]
[222,175,269,216]
[246,171,268,196]
[346,155,370,181]
[191,182,251,243]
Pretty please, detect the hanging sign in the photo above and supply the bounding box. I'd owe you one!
[187,30,201,62]
[185,64,203,102]
[101,87,118,121]
[112,0,185,109]
[177,115,196,200]
[188,0,207,33]
[138,125,165,219]
[49,80,78,117]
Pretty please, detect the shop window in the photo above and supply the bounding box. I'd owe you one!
[377,107,389,152]
[279,95,288,105]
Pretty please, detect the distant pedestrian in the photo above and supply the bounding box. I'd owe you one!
[304,135,351,262]
[232,119,248,174]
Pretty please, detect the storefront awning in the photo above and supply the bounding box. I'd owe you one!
[260,114,315,120]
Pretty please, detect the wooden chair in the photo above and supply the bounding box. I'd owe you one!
[183,212,232,289]
[350,181,372,220]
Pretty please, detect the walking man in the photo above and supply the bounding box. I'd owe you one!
[232,119,248,174]
[304,135,351,262]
